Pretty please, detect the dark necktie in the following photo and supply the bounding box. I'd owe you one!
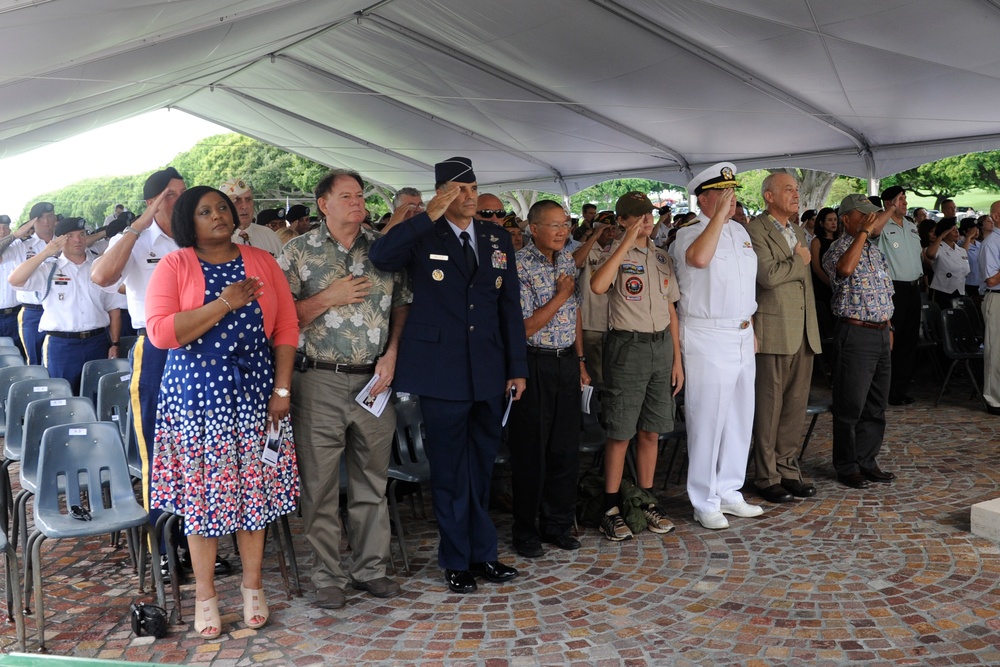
[239,231,251,246]
[460,231,477,275]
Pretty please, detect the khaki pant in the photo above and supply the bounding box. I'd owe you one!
[292,369,395,589]
[582,329,605,386]
[984,293,1000,408]
[752,338,814,488]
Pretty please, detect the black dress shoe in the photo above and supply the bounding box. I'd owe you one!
[445,569,477,594]
[837,472,870,489]
[987,405,1000,416]
[469,560,518,582]
[887,396,915,406]
[861,465,896,483]
[513,538,544,558]
[758,483,794,503]
[780,478,817,498]
[541,534,581,550]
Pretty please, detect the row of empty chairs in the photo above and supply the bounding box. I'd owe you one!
[0,353,163,649]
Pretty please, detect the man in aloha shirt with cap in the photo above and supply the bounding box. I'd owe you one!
[822,194,898,490]
[279,168,412,609]
[590,192,683,542]
[221,177,284,257]
[672,162,764,531]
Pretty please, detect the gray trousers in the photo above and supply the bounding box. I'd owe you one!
[292,369,395,589]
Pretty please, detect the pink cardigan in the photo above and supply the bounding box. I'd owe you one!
[146,245,299,350]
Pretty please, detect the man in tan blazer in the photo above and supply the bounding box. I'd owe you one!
[747,172,822,503]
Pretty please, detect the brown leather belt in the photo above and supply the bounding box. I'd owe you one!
[839,317,890,331]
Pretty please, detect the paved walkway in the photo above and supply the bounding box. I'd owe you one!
[2,370,1000,666]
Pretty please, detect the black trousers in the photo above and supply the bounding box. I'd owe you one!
[419,394,503,570]
[888,281,920,401]
[508,352,581,543]
[831,322,890,474]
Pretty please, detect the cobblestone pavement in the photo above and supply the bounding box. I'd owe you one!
[1,371,999,666]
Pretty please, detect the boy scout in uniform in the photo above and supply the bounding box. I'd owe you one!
[590,192,684,542]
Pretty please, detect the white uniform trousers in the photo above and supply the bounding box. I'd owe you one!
[681,320,756,514]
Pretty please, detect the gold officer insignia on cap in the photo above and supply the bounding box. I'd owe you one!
[721,166,734,181]
[432,269,444,281]
[237,180,246,189]
[495,276,503,289]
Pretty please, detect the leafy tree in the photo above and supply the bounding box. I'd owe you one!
[21,174,146,228]
[880,155,979,208]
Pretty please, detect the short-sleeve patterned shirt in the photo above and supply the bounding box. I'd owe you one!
[516,241,580,349]
[823,234,894,322]
[278,223,412,363]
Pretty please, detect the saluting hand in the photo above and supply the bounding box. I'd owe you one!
[131,188,171,233]
[425,183,462,222]
[42,235,67,258]
[14,218,36,240]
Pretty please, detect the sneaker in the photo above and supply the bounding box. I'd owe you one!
[600,506,634,541]
[642,504,675,534]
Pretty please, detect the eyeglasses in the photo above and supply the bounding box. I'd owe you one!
[477,209,506,219]
[535,223,572,231]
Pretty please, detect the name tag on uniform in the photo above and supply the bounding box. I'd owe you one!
[146,257,161,264]
[430,254,448,261]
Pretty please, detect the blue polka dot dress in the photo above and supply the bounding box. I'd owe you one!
[151,256,299,537]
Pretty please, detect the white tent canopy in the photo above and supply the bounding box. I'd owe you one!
[4,0,1000,195]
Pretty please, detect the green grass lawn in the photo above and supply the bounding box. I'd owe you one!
[906,188,1000,215]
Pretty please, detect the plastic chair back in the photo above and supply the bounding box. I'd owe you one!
[393,395,429,465]
[0,366,48,438]
[33,422,147,538]
[4,378,73,461]
[941,308,983,358]
[0,336,16,347]
[20,397,97,495]
[96,370,133,441]
[950,295,984,339]
[0,352,25,368]
[79,358,130,406]
[920,302,943,344]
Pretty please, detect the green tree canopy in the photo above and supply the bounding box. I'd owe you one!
[881,155,980,208]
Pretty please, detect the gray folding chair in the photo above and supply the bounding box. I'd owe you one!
[387,394,431,574]
[0,365,48,438]
[0,336,16,347]
[96,370,133,441]
[13,397,98,552]
[79,358,130,406]
[1,378,73,532]
[26,422,164,649]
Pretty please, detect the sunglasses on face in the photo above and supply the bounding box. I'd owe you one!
[477,209,506,218]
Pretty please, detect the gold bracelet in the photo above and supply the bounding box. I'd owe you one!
[218,296,234,312]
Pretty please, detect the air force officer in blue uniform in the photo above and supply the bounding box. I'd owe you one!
[370,157,528,594]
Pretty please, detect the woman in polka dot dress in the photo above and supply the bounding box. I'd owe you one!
[146,186,300,639]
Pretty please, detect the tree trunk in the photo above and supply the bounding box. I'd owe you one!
[772,168,838,212]
[502,190,541,219]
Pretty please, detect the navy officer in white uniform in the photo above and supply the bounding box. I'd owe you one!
[672,163,764,531]
[8,217,120,392]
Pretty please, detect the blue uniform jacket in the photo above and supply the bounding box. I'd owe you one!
[369,213,528,401]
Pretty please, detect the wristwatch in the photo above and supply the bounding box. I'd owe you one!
[273,387,290,398]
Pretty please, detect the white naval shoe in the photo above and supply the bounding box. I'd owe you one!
[719,500,764,518]
[693,510,730,530]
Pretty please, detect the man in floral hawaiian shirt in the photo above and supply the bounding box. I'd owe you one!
[279,169,412,609]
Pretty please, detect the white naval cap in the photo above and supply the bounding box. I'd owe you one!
[687,162,739,196]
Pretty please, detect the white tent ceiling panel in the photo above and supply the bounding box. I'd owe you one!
[5,0,1000,194]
